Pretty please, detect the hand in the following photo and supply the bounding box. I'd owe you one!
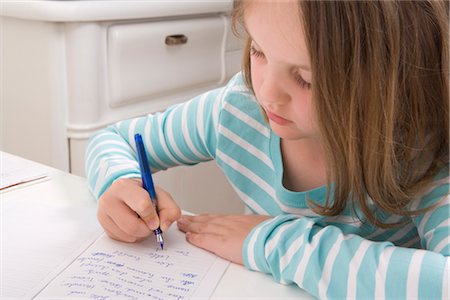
[97,178,181,243]
[177,214,271,265]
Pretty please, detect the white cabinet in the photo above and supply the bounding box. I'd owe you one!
[1,1,245,214]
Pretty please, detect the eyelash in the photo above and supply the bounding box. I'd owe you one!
[250,45,311,90]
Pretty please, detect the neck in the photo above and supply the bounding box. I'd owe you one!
[281,138,327,192]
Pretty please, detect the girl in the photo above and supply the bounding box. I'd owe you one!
[86,0,449,299]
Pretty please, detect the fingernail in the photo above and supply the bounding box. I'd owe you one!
[148,219,159,230]
[160,222,170,232]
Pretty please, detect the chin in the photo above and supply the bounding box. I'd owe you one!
[270,124,308,140]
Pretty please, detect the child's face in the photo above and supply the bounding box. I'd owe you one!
[245,0,318,141]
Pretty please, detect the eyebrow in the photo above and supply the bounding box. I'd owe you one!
[249,37,311,72]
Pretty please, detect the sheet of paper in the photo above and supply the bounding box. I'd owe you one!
[0,151,49,190]
[1,176,103,299]
[36,226,230,300]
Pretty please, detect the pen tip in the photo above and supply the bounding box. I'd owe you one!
[160,242,164,250]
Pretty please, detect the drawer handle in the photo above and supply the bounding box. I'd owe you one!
[165,34,188,46]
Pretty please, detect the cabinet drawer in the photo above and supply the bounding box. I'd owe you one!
[107,16,224,107]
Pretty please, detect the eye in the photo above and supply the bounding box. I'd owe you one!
[294,72,311,90]
[250,45,265,59]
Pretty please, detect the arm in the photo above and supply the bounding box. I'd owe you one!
[84,79,233,243]
[243,178,449,299]
[85,87,227,199]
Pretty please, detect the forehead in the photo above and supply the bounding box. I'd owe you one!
[243,0,310,68]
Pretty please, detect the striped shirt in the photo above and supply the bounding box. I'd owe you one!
[85,72,450,299]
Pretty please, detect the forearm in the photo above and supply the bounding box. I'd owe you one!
[243,216,449,299]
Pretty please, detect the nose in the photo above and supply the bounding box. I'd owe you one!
[258,67,290,109]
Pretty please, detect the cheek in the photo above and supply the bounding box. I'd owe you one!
[250,60,263,97]
[294,95,318,130]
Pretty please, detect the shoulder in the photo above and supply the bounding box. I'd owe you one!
[410,170,449,211]
[219,72,268,128]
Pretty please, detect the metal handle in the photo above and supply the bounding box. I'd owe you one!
[165,34,188,46]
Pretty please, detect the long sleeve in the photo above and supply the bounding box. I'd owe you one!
[243,176,449,299]
[84,86,229,199]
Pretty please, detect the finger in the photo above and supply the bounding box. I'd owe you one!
[117,183,160,230]
[177,218,228,235]
[180,214,221,223]
[185,232,223,255]
[98,212,138,243]
[155,186,181,232]
[106,199,152,238]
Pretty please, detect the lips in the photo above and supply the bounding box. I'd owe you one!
[265,110,292,125]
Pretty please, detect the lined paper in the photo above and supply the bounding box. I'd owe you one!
[36,226,229,299]
[0,151,49,190]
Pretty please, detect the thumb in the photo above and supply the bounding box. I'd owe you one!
[155,186,181,232]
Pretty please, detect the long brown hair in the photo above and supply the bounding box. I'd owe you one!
[232,0,449,228]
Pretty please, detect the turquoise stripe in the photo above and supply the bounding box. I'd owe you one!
[185,95,213,159]
[423,204,450,236]
[428,226,450,253]
[301,226,339,297]
[418,251,445,299]
[354,243,379,299]
[326,236,366,299]
[384,248,414,299]
[216,158,281,213]
[267,219,309,283]
[219,134,273,184]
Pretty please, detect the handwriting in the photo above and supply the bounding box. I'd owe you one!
[37,235,218,300]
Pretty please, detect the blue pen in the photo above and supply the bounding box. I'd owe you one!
[134,133,164,250]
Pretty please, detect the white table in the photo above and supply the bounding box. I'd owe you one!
[0,152,312,299]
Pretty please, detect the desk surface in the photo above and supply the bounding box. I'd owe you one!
[1,153,312,299]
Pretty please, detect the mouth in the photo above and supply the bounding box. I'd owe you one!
[265,109,292,125]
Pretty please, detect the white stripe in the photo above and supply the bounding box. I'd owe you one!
[156,114,182,165]
[374,247,395,300]
[86,148,133,177]
[86,139,130,166]
[401,235,421,248]
[219,125,273,170]
[365,215,402,240]
[433,236,450,253]
[424,218,450,250]
[228,181,269,215]
[245,224,266,271]
[318,234,346,300]
[93,158,109,196]
[294,229,328,285]
[127,118,139,149]
[181,101,209,160]
[166,107,197,164]
[346,238,372,299]
[196,93,208,153]
[94,163,140,196]
[418,201,450,236]
[388,223,416,243]
[278,222,314,273]
[406,250,426,300]
[224,102,270,138]
[217,148,323,217]
[143,121,171,169]
[211,87,224,135]
[89,149,139,179]
[217,149,319,216]
[85,131,117,154]
[245,217,285,272]
[265,221,301,258]
[323,215,362,226]
[216,149,276,198]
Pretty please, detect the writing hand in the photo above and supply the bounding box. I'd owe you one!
[177,214,271,264]
[97,178,181,243]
